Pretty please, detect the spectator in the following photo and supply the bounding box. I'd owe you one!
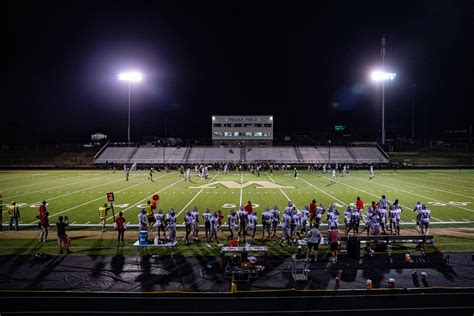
[306,223,323,261]
[56,216,70,254]
[356,196,364,212]
[39,212,49,242]
[38,201,47,218]
[115,212,126,245]
[8,201,20,231]
[328,225,340,263]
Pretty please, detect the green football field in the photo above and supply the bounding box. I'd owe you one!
[1,169,473,227]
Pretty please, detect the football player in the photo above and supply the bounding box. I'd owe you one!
[166,209,177,243]
[184,211,193,245]
[191,206,200,241]
[154,209,166,241]
[248,211,258,243]
[227,210,238,241]
[271,205,280,238]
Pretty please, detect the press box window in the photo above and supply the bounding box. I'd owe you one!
[254,132,263,137]
[213,123,222,127]
[264,123,272,127]
[245,132,252,137]
[233,124,242,127]
[254,123,262,127]
[224,123,232,127]
[224,132,233,137]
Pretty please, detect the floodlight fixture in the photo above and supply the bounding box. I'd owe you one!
[371,71,396,81]
[118,72,143,82]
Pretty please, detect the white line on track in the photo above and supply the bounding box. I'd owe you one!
[351,175,474,214]
[298,177,347,206]
[107,178,186,221]
[364,174,474,199]
[177,173,220,217]
[37,179,151,222]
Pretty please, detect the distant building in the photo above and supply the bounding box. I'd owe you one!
[211,115,273,146]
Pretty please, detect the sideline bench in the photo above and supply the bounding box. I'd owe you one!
[341,235,434,256]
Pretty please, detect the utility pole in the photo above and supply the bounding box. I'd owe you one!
[381,35,386,145]
[412,83,416,139]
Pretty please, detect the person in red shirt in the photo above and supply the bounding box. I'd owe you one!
[356,196,364,212]
[244,201,253,215]
[38,200,47,218]
[309,199,317,227]
[328,225,340,263]
[115,212,126,245]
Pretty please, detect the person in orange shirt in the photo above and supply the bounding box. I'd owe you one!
[356,196,364,212]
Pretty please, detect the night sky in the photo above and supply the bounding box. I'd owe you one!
[5,0,473,144]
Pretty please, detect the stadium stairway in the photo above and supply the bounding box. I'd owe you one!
[240,147,246,162]
[128,147,140,163]
[294,146,304,162]
[183,146,192,163]
[347,147,358,161]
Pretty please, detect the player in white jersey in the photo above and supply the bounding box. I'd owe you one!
[389,206,401,236]
[208,212,219,243]
[300,205,309,234]
[363,202,376,236]
[184,211,193,245]
[248,211,258,242]
[223,163,229,175]
[326,204,339,230]
[154,209,167,241]
[166,209,177,243]
[349,207,361,236]
[371,211,381,235]
[202,208,212,242]
[191,207,200,241]
[369,165,375,179]
[237,207,248,241]
[185,168,191,182]
[261,208,272,240]
[417,205,431,236]
[227,210,238,241]
[316,203,325,225]
[322,164,327,173]
[271,205,280,238]
[138,209,147,231]
[378,206,388,235]
[331,169,336,183]
[413,201,423,232]
[279,209,292,246]
[291,207,302,242]
[344,206,352,236]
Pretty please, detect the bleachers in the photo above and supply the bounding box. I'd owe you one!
[187,147,241,163]
[94,145,389,164]
[246,147,299,163]
[350,147,389,163]
[94,147,135,164]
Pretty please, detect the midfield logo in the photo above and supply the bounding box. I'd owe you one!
[189,181,294,189]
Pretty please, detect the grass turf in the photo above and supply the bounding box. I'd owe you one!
[1,169,473,227]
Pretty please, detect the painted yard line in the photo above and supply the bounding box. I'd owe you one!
[107,178,186,221]
[389,173,473,191]
[362,174,474,199]
[349,176,474,214]
[355,176,474,213]
[177,173,220,218]
[24,175,149,206]
[298,177,347,206]
[239,172,243,207]
[266,172,295,207]
[1,173,98,193]
[318,175,442,222]
[5,174,113,200]
[36,179,152,223]
[419,174,474,185]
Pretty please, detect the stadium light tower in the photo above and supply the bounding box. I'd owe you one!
[371,35,396,146]
[118,72,143,144]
